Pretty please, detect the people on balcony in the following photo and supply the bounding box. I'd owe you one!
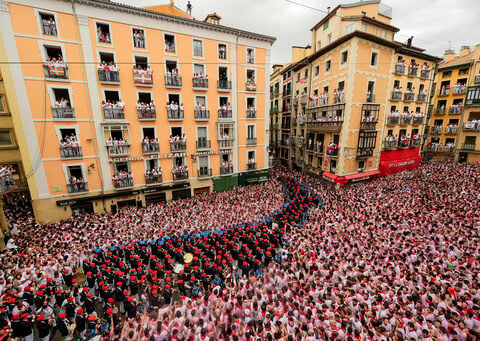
[133,30,145,48]
[452,82,466,94]
[411,134,421,143]
[247,158,256,165]
[400,135,410,147]
[219,102,232,117]
[246,76,256,90]
[166,68,181,86]
[440,84,450,95]
[392,86,402,99]
[142,136,159,153]
[106,137,128,155]
[309,94,318,107]
[44,56,67,78]
[333,88,344,103]
[320,91,329,106]
[297,112,305,124]
[42,17,57,35]
[136,100,155,119]
[193,72,208,87]
[219,132,231,141]
[385,134,398,145]
[449,102,463,114]
[405,87,415,99]
[446,123,458,134]
[0,164,15,193]
[247,105,256,117]
[113,171,133,188]
[326,142,338,155]
[388,110,400,123]
[102,99,125,119]
[310,114,342,124]
[300,92,307,103]
[218,45,227,59]
[315,140,322,153]
[409,61,419,74]
[221,160,233,173]
[96,27,111,43]
[166,101,182,118]
[145,167,162,183]
[445,141,455,152]
[69,176,86,192]
[195,102,208,118]
[60,133,80,157]
[133,65,153,81]
[427,141,442,152]
[170,134,186,150]
[400,111,412,123]
[421,63,432,74]
[395,59,406,72]
[464,119,480,130]
[172,164,188,177]
[98,61,119,81]
[412,111,425,123]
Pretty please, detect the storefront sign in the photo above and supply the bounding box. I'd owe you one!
[193,151,219,156]
[108,157,144,163]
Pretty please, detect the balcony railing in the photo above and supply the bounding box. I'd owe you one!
[142,142,159,154]
[60,146,82,158]
[356,147,374,158]
[52,107,75,119]
[449,106,463,114]
[246,137,257,146]
[41,22,57,36]
[219,139,234,149]
[196,138,211,149]
[400,116,412,125]
[194,109,210,120]
[107,144,130,157]
[417,94,427,102]
[133,70,153,86]
[246,82,256,92]
[391,91,402,100]
[307,119,343,132]
[435,107,446,115]
[103,107,125,120]
[404,93,415,101]
[445,127,458,135]
[67,182,88,193]
[360,120,378,130]
[462,143,476,150]
[145,174,163,185]
[218,109,233,119]
[463,122,480,131]
[439,88,450,96]
[173,171,189,181]
[387,116,399,125]
[412,116,425,125]
[408,65,418,77]
[410,138,422,147]
[246,110,256,119]
[452,86,466,95]
[220,165,233,175]
[394,64,405,74]
[247,162,257,170]
[431,126,443,134]
[193,77,208,89]
[138,108,156,120]
[114,177,134,189]
[167,109,184,120]
[43,64,68,79]
[217,80,232,91]
[420,69,431,79]
[98,69,120,83]
[383,140,398,149]
[165,75,182,88]
[170,141,187,152]
[198,167,212,178]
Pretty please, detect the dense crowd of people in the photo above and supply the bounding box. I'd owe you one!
[0,161,479,340]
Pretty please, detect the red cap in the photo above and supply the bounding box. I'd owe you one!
[59,313,67,319]
[72,279,78,284]
[83,287,89,292]
[130,276,136,281]
[128,296,134,302]
[20,313,29,319]
[36,290,44,296]
[106,308,113,315]
[86,293,93,298]
[108,298,114,303]
[55,289,62,294]
[67,297,74,302]
[88,315,96,321]
[77,309,84,314]
[39,284,47,289]
[37,314,45,321]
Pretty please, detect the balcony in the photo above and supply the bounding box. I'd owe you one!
[462,143,476,151]
[98,69,120,83]
[194,109,210,121]
[308,118,343,132]
[445,126,458,135]
[60,146,82,159]
[142,142,159,154]
[272,89,280,97]
[356,147,374,159]
[439,88,450,96]
[196,138,211,150]
[246,137,257,146]
[360,120,378,131]
[219,139,234,149]
[300,94,308,105]
[394,63,405,74]
[246,82,256,92]
[173,170,189,181]
[170,141,186,152]
[417,93,427,102]
[193,77,208,89]
[404,92,415,101]
[386,116,399,125]
[138,107,156,120]
[383,139,398,149]
[221,165,233,175]
[391,91,402,101]
[435,107,446,115]
[475,75,480,84]
[398,138,411,148]
[133,70,153,86]
[198,167,212,178]
[449,105,463,115]
[217,80,232,91]
[165,75,182,88]
[270,124,279,130]
[218,109,233,120]
[107,143,130,157]
[452,85,467,95]
[247,162,257,170]
[246,109,256,119]
[167,108,184,121]
[52,107,75,119]
[408,65,418,77]
[145,174,163,185]
[43,64,68,79]
[463,122,480,132]
[114,176,133,189]
[282,105,292,113]
[103,107,125,120]
[410,138,422,147]
[412,115,425,125]
[326,147,339,157]
[67,182,88,194]
[400,115,412,125]
[420,69,431,79]
[431,126,443,134]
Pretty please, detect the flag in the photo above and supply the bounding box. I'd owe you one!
[134,72,153,84]
[47,65,65,77]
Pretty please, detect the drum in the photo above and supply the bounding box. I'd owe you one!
[183,252,194,264]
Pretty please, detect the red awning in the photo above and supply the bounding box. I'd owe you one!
[344,170,380,181]
[322,172,346,184]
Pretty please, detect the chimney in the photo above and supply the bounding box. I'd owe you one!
[406,36,413,48]
[459,45,470,57]
[170,0,174,6]
[443,49,456,62]
[273,64,283,73]
[327,6,330,13]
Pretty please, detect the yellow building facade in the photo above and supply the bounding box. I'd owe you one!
[0,0,275,223]
[273,0,440,185]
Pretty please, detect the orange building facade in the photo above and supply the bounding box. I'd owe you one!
[0,0,275,223]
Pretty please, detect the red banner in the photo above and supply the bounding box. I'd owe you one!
[379,147,420,177]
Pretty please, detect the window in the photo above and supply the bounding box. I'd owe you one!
[297,73,301,82]
[193,39,203,57]
[165,34,176,52]
[305,69,308,78]
[330,160,337,173]
[323,20,329,30]
[341,51,348,64]
[247,48,255,63]
[371,52,378,66]
[0,130,12,145]
[459,68,469,75]
[381,30,386,39]
[358,161,365,170]
[325,60,331,72]
[96,23,111,44]
[0,96,5,113]
[361,24,367,32]
[346,24,354,34]
[218,43,227,59]
[442,71,452,78]
[193,64,205,75]
[315,65,319,76]
[247,125,255,139]
[132,28,145,49]
[466,86,480,105]
[39,12,57,36]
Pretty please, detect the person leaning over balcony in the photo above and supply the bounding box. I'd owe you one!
[166,69,172,85]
